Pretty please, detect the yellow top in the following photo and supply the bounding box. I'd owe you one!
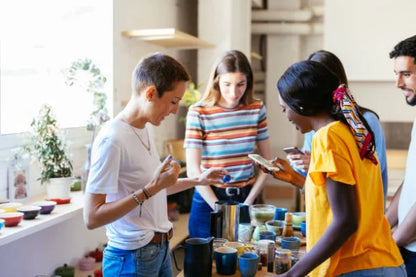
[305,121,403,277]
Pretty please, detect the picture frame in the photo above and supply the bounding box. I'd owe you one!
[8,165,30,202]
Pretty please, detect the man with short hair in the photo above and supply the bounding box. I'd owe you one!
[387,34,416,277]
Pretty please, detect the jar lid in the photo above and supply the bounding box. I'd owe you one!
[276,248,292,256]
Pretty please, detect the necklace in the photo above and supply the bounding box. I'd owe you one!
[130,126,151,155]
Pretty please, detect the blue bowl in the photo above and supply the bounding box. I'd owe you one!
[281,236,300,251]
[0,218,4,230]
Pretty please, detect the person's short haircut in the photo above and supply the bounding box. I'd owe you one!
[132,53,190,97]
[389,35,416,63]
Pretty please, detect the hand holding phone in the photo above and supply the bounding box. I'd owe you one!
[248,154,280,172]
[283,146,305,155]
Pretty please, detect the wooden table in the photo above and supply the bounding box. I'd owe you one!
[177,264,275,277]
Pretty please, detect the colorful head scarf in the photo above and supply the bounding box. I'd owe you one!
[332,84,378,165]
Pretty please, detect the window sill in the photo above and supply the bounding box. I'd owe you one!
[0,191,85,247]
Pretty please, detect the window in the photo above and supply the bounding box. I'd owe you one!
[0,0,113,134]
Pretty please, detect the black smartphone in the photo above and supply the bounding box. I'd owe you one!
[283,146,305,155]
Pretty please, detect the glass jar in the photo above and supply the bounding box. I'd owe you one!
[275,249,292,274]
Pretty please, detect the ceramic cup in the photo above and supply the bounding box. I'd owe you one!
[265,220,284,236]
[259,231,276,242]
[214,246,238,275]
[238,223,253,243]
[281,236,300,251]
[238,252,259,277]
[273,207,287,221]
[301,220,306,237]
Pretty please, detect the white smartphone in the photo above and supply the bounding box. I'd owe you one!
[283,146,305,155]
[248,154,280,171]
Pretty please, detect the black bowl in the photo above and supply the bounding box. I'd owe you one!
[17,205,41,220]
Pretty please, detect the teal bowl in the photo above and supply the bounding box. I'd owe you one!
[0,218,5,230]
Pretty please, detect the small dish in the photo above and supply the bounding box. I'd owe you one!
[0,218,5,230]
[0,202,23,213]
[33,201,57,214]
[0,212,24,227]
[17,205,42,220]
[265,220,284,236]
[292,212,306,227]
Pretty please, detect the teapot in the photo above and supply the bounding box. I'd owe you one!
[172,237,214,277]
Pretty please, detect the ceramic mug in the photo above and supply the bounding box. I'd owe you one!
[214,246,238,275]
[281,236,300,251]
[273,207,287,220]
[238,252,259,277]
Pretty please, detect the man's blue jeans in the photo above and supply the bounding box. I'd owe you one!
[401,247,416,277]
[102,241,172,277]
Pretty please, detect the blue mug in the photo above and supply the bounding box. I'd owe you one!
[273,207,287,220]
[238,252,259,277]
[301,220,306,237]
[214,246,237,275]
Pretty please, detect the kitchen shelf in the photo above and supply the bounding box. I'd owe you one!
[0,191,84,247]
[121,28,214,49]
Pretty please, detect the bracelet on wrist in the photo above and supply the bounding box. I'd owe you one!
[143,187,152,199]
[132,192,144,216]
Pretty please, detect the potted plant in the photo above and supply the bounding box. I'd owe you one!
[29,104,73,201]
[178,82,201,124]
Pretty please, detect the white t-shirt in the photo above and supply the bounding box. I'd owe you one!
[399,118,416,252]
[86,119,172,250]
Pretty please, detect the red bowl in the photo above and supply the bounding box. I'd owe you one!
[0,212,24,227]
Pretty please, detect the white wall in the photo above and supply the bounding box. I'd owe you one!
[325,0,416,81]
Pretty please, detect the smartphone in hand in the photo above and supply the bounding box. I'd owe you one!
[248,154,280,171]
[283,146,305,155]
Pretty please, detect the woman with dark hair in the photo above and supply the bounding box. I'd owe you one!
[184,50,272,238]
[286,50,389,206]
[266,60,404,276]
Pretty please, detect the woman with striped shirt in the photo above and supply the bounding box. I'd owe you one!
[184,50,273,238]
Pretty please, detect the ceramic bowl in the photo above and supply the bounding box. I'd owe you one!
[33,201,57,214]
[17,205,42,220]
[292,212,306,227]
[281,236,300,251]
[265,219,285,236]
[0,212,24,227]
[249,204,276,223]
[0,218,5,230]
[0,202,23,213]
